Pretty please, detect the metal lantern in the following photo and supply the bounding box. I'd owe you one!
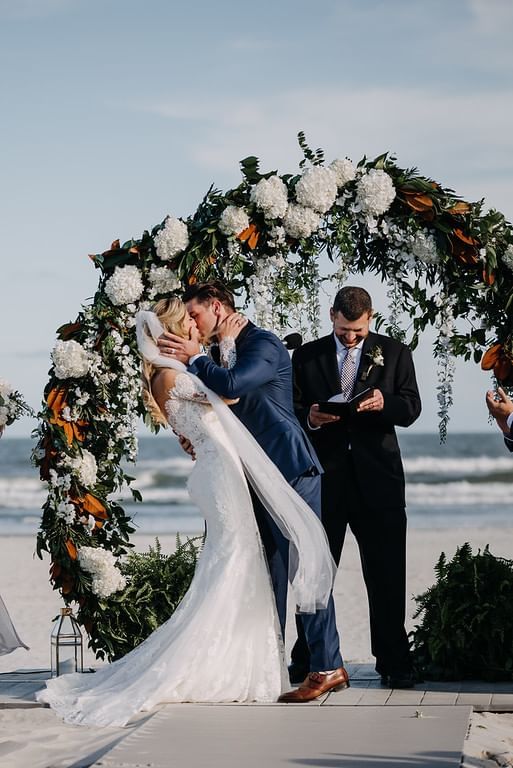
[51,607,83,677]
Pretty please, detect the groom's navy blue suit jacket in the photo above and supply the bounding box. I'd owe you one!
[187,322,322,482]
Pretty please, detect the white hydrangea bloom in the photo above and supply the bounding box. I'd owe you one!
[218,205,250,236]
[250,176,289,220]
[295,166,338,214]
[411,231,440,265]
[52,340,90,379]
[356,169,396,216]
[329,158,356,187]
[148,265,182,299]
[283,204,321,239]
[65,449,98,487]
[104,265,144,306]
[78,546,126,598]
[154,216,189,261]
[502,244,513,271]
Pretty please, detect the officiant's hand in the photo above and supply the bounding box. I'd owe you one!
[158,325,201,364]
[308,404,340,429]
[356,388,384,413]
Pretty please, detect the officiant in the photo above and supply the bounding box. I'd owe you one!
[290,286,421,689]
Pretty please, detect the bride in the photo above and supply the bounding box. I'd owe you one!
[37,297,336,727]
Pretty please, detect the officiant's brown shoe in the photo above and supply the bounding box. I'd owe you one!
[278,667,350,703]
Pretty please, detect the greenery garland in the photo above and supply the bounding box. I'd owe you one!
[34,133,513,657]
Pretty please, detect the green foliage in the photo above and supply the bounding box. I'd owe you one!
[85,536,203,661]
[411,543,513,681]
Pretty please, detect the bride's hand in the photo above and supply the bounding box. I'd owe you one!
[217,313,248,341]
[157,330,201,363]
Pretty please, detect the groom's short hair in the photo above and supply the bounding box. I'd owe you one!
[182,280,236,311]
[333,286,372,320]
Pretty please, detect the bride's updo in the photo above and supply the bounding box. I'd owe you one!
[141,297,189,428]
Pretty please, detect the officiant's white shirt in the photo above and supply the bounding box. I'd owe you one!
[333,333,364,376]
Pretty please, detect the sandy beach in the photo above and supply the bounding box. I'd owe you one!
[0,526,512,767]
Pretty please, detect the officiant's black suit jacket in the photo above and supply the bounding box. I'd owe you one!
[292,331,421,508]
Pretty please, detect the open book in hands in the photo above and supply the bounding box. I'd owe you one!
[317,388,373,417]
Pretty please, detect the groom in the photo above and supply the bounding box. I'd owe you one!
[158,280,347,702]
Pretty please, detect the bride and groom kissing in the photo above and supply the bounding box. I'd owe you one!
[38,281,421,727]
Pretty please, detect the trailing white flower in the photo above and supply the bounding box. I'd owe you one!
[52,340,90,379]
[434,292,457,442]
[411,230,440,265]
[65,449,98,487]
[104,265,144,306]
[78,546,126,598]
[248,260,275,331]
[250,176,289,220]
[218,205,250,237]
[154,216,189,261]
[295,166,338,214]
[283,204,321,240]
[148,265,182,299]
[386,277,407,343]
[329,158,356,188]
[502,244,513,271]
[356,169,396,217]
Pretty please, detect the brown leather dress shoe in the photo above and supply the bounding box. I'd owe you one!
[278,667,350,703]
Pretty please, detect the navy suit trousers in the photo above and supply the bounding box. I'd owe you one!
[251,472,342,672]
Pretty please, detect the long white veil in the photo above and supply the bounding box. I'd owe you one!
[136,310,336,614]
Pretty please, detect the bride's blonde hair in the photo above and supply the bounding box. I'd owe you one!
[140,297,189,428]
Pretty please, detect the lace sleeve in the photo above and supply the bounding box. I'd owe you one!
[171,373,210,403]
[219,337,237,369]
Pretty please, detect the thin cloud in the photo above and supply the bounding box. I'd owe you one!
[0,0,78,19]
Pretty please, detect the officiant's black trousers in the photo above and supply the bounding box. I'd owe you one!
[291,455,412,675]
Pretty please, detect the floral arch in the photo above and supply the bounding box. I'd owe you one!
[34,133,513,653]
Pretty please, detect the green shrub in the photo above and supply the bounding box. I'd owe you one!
[87,536,203,662]
[410,543,513,681]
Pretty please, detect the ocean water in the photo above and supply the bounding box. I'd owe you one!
[0,432,512,535]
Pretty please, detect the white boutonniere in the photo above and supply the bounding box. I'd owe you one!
[360,345,384,381]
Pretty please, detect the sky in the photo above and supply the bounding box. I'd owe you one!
[2,0,513,436]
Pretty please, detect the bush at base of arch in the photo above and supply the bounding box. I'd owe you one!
[33,132,513,657]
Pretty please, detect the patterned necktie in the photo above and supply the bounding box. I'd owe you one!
[340,348,357,401]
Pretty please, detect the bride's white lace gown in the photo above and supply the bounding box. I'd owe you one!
[37,373,288,727]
